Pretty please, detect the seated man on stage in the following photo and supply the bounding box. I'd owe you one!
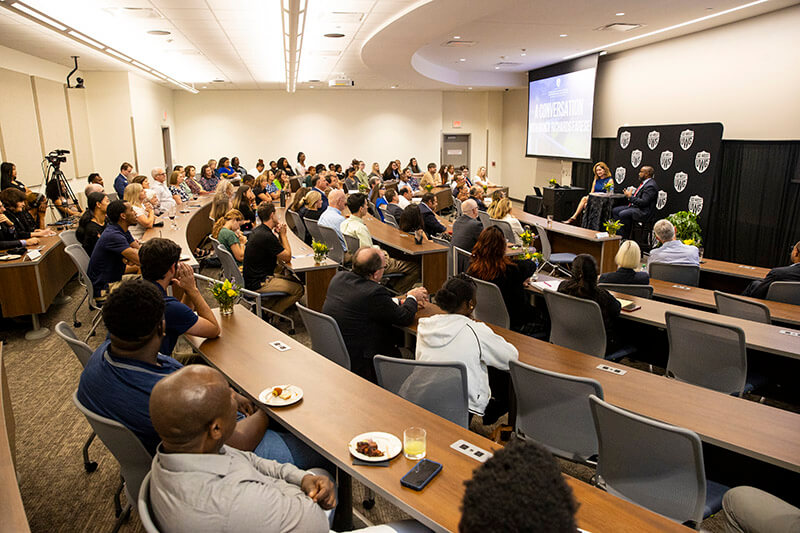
[647,219,700,267]
[611,165,659,239]
[742,240,800,299]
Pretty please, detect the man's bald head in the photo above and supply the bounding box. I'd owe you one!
[328,189,346,210]
[462,199,479,219]
[84,183,103,196]
[352,247,384,280]
[150,366,234,451]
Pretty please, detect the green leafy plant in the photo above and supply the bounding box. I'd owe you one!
[548,179,558,187]
[667,211,702,247]
[516,251,543,263]
[603,219,622,236]
[210,278,240,315]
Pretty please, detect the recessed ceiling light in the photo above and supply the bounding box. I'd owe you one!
[494,66,500,70]
[599,51,608,55]
[309,85,315,88]
[467,87,473,90]
[324,33,345,38]
[459,58,466,62]
[559,34,568,37]
[616,12,625,16]
[147,30,171,36]
[453,35,461,39]
[521,52,526,56]
[390,84,399,88]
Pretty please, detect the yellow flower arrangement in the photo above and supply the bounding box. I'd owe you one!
[210,278,240,315]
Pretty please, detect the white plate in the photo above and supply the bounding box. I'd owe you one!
[0,254,22,261]
[258,385,303,407]
[348,432,402,462]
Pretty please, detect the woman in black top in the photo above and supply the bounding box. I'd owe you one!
[558,254,621,349]
[296,190,323,245]
[398,204,430,244]
[277,157,295,176]
[76,192,108,256]
[231,185,256,230]
[598,240,650,285]
[26,192,47,231]
[467,226,537,332]
[1,162,28,193]
[0,188,51,239]
[0,199,37,249]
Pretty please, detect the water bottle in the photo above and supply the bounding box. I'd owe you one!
[280,188,287,207]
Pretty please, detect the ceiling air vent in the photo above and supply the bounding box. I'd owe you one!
[443,40,477,47]
[329,12,364,23]
[495,61,522,68]
[596,23,642,32]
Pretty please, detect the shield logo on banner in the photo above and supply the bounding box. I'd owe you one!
[674,172,688,193]
[647,131,660,150]
[680,129,695,150]
[620,131,631,149]
[660,150,674,170]
[656,190,668,210]
[631,149,642,168]
[688,195,704,215]
[614,167,626,184]
[695,151,711,173]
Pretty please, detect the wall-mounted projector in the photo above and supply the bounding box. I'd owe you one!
[328,78,355,87]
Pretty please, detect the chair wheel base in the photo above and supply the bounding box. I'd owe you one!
[73,321,81,328]
[363,498,375,510]
[84,461,98,473]
[288,329,296,335]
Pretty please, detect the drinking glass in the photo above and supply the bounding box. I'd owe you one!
[168,205,177,230]
[546,214,553,228]
[403,427,426,460]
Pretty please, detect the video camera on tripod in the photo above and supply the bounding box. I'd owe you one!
[45,149,70,167]
[39,148,81,218]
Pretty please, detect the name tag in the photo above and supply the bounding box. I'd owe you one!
[595,232,609,239]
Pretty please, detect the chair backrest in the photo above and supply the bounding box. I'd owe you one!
[59,229,80,247]
[766,281,800,305]
[589,395,706,527]
[649,263,700,287]
[467,275,510,328]
[453,197,463,216]
[344,234,360,254]
[477,210,491,229]
[533,186,543,197]
[296,303,351,370]
[214,243,246,287]
[714,291,770,324]
[454,246,471,276]
[304,217,323,243]
[367,202,379,219]
[509,360,603,464]
[431,236,453,281]
[533,225,552,260]
[489,218,516,243]
[54,321,93,368]
[289,177,301,192]
[543,289,607,357]
[383,211,399,229]
[138,472,161,533]
[64,244,98,308]
[665,311,747,395]
[598,283,654,299]
[106,192,119,202]
[317,225,346,264]
[373,355,469,428]
[72,392,152,506]
[286,210,306,242]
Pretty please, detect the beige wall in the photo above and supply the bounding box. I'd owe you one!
[84,71,134,181]
[129,73,176,174]
[173,89,443,173]
[0,68,44,187]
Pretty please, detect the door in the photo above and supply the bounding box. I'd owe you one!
[161,126,173,172]
[442,134,470,170]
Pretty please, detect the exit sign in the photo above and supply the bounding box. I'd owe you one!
[452,120,462,128]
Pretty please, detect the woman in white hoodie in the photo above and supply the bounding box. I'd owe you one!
[415,275,518,424]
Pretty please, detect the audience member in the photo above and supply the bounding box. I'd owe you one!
[323,247,427,382]
[297,190,323,244]
[356,160,370,187]
[370,179,388,221]
[647,219,700,267]
[398,187,413,209]
[1,162,28,193]
[303,164,317,188]
[452,199,483,258]
[294,151,307,177]
[612,165,659,239]
[139,238,220,355]
[722,486,800,533]
[76,191,108,256]
[84,183,103,198]
[25,192,47,231]
[385,189,404,221]
[468,226,537,332]
[243,202,304,313]
[469,186,487,211]
[123,182,154,240]
[278,156,295,177]
[419,163,439,188]
[183,165,203,196]
[383,160,400,181]
[473,166,493,188]
[318,189,348,251]
[343,167,359,191]
[131,175,159,211]
[254,172,279,203]
[216,156,236,179]
[459,438,578,533]
[397,204,430,244]
[368,162,381,179]
[231,156,247,177]
[0,188,53,239]
[87,172,104,189]
[599,240,649,285]
[212,209,247,265]
[199,164,220,192]
[419,192,446,238]
[487,198,523,245]
[87,200,140,296]
[249,158,266,179]
[742,241,800,299]
[150,167,178,211]
[232,185,256,229]
[45,178,81,218]
[310,175,329,211]
[114,162,134,199]
[168,170,188,204]
[417,274,517,424]
[0,198,38,248]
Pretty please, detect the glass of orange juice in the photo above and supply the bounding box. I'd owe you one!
[403,427,426,460]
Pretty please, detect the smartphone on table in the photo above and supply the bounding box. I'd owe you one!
[400,459,443,491]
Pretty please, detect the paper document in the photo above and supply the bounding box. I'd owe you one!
[532,279,562,291]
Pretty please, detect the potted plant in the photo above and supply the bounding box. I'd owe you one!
[516,250,543,265]
[603,219,622,236]
[210,278,240,316]
[519,229,534,250]
[666,211,703,248]
[358,183,368,193]
[424,183,434,192]
[311,240,329,263]
[548,179,559,187]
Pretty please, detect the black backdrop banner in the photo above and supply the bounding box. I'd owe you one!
[612,123,723,229]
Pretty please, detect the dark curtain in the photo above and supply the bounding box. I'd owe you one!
[706,141,800,267]
[571,138,616,191]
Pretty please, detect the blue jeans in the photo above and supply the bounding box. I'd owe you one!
[236,412,331,471]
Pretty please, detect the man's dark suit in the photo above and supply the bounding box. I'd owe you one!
[322,271,417,382]
[420,202,446,237]
[452,215,483,272]
[742,262,800,300]
[612,178,659,239]
[386,202,404,221]
[598,267,650,285]
[469,196,487,211]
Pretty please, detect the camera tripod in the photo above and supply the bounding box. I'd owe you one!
[38,150,80,219]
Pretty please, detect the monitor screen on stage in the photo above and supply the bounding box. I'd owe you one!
[526,54,599,161]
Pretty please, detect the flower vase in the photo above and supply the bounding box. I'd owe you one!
[219,301,234,316]
[314,252,327,264]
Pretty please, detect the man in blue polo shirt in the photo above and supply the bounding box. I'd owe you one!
[113,161,134,199]
[138,237,220,356]
[87,199,140,296]
[77,280,326,468]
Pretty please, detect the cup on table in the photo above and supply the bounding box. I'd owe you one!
[546,215,553,228]
[403,427,426,460]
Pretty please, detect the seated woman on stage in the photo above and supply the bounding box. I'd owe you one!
[76,191,109,256]
[468,226,537,332]
[415,274,518,425]
[558,254,621,349]
[124,182,153,241]
[564,161,614,224]
[487,198,524,245]
[45,178,81,218]
[598,240,649,285]
[212,209,247,266]
[232,185,257,230]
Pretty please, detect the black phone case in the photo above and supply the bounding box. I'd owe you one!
[400,459,442,491]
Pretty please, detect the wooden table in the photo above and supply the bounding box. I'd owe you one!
[512,207,621,273]
[188,308,688,532]
[408,308,800,474]
[698,258,770,293]
[362,215,449,295]
[0,232,76,339]
[143,196,214,269]
[0,345,31,532]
